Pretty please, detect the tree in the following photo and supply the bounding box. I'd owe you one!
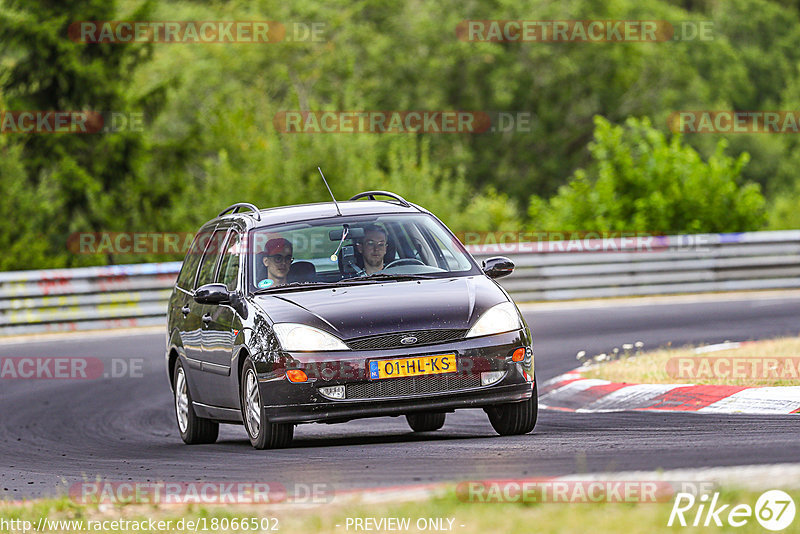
[0,0,169,267]
[528,116,766,234]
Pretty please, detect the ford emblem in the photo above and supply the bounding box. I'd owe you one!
[400,336,418,345]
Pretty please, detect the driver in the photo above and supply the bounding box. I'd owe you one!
[356,225,387,275]
[262,238,293,286]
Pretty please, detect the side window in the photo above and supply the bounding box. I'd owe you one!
[176,227,215,290]
[194,229,228,289]
[427,231,457,270]
[216,232,241,291]
[404,223,436,265]
[425,225,472,271]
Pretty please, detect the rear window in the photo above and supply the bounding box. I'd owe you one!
[194,229,228,289]
[176,226,215,290]
[216,231,242,291]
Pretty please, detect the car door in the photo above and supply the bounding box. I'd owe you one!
[176,225,219,370]
[200,229,244,408]
[189,227,229,402]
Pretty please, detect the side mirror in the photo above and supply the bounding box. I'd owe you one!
[482,256,514,279]
[194,283,231,305]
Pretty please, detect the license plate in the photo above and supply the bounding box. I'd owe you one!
[369,354,457,380]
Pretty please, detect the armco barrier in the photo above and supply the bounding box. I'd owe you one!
[470,230,800,301]
[0,231,798,336]
[0,263,181,336]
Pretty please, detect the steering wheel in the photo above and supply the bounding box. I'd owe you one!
[384,258,425,269]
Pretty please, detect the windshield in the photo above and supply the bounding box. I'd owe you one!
[247,213,479,291]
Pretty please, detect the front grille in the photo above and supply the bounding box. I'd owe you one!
[347,329,467,350]
[345,373,481,400]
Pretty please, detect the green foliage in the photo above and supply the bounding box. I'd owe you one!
[0,114,58,270]
[528,116,766,234]
[767,185,800,230]
[1,0,799,270]
[0,0,172,268]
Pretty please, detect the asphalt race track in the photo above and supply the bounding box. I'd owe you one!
[1,294,798,499]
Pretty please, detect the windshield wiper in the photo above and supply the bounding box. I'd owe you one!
[352,272,439,282]
[251,277,403,294]
[251,281,343,294]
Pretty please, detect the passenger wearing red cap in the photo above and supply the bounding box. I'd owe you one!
[262,238,293,286]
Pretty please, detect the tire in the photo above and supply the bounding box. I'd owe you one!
[486,381,538,436]
[241,359,294,449]
[173,361,219,444]
[406,412,446,432]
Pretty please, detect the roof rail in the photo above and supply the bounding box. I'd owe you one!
[218,202,262,221]
[348,191,411,207]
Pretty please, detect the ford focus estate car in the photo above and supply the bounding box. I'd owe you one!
[166,191,537,449]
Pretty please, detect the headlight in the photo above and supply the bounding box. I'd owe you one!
[273,324,349,351]
[466,302,522,338]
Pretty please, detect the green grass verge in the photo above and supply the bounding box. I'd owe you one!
[2,487,799,533]
[581,336,800,386]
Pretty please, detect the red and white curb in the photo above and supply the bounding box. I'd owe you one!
[540,371,800,414]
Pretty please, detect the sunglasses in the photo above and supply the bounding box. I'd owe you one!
[267,254,293,263]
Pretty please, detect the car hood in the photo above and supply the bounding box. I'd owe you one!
[252,276,509,340]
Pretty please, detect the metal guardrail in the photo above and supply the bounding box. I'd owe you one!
[0,263,181,336]
[470,230,800,301]
[0,231,798,336]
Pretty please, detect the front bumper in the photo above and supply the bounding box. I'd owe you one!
[265,382,532,423]
[255,329,535,424]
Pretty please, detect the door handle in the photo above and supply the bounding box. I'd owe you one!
[202,314,212,325]
[181,306,191,316]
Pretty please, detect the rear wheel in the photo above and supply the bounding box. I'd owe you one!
[174,361,219,444]
[406,412,446,432]
[486,381,538,436]
[241,360,294,449]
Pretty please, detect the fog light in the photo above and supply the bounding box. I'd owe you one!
[286,370,308,383]
[511,348,525,362]
[318,385,346,399]
[481,370,506,386]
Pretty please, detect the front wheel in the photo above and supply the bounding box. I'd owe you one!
[241,360,294,449]
[406,412,446,432]
[486,381,538,436]
[174,361,219,444]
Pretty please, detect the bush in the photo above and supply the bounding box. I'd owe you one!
[528,116,766,234]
